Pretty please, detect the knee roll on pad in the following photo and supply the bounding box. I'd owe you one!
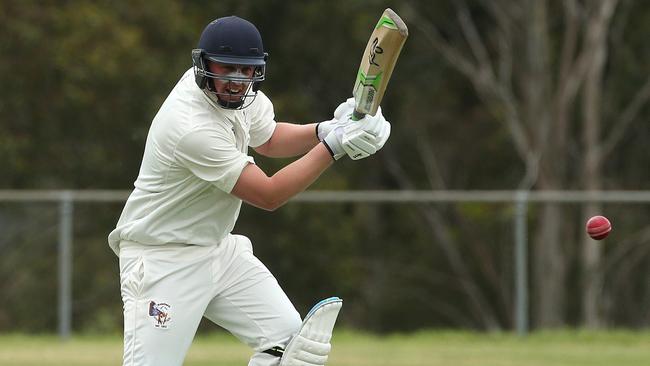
[278,297,342,366]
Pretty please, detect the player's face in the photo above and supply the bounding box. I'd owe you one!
[207,62,255,103]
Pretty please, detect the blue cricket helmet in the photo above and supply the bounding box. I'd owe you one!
[199,16,267,65]
[192,16,268,109]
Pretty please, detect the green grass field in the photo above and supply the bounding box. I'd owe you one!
[1,330,649,366]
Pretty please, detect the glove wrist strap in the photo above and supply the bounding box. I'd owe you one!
[321,141,337,161]
[315,122,322,141]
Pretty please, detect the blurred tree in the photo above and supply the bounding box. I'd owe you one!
[0,0,199,188]
[403,0,650,328]
[0,0,649,333]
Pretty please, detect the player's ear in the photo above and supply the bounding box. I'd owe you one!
[252,60,267,92]
[192,49,208,89]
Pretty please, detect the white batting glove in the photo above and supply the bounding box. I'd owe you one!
[320,101,391,160]
[343,107,392,153]
[334,97,356,119]
[323,126,378,160]
[315,98,356,141]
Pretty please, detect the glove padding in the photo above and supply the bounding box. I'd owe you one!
[322,110,391,160]
[317,97,387,141]
[323,127,371,160]
[354,107,391,151]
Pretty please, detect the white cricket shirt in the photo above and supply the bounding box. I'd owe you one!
[108,68,276,255]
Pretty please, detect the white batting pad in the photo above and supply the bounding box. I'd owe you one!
[280,297,343,366]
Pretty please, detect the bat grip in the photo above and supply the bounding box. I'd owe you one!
[352,110,366,121]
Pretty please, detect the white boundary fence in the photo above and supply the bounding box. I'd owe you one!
[2,189,650,338]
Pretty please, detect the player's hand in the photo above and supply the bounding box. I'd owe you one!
[333,97,356,120]
[323,125,378,160]
[356,107,391,151]
[315,98,356,141]
[322,111,390,160]
[344,111,390,160]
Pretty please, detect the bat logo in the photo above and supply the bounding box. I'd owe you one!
[368,37,383,66]
[366,88,375,103]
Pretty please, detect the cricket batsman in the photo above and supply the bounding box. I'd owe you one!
[108,15,391,366]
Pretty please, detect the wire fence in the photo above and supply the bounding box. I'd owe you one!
[1,190,649,338]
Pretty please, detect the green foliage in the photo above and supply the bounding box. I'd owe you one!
[0,0,196,188]
[1,0,650,334]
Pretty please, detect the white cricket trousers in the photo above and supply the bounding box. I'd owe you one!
[119,234,301,366]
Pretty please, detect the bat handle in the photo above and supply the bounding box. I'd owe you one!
[352,110,366,121]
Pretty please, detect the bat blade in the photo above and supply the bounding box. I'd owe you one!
[352,8,408,120]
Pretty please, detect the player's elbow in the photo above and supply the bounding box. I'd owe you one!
[246,186,287,211]
[233,171,292,211]
[259,204,279,212]
[255,196,287,211]
[253,140,274,157]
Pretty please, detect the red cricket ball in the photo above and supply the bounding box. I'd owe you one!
[586,215,611,240]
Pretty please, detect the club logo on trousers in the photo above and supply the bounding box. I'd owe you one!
[149,301,172,328]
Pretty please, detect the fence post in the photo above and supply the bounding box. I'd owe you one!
[58,191,73,339]
[514,190,529,335]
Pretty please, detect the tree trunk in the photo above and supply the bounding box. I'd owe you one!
[581,50,605,328]
[580,0,619,328]
[533,202,567,327]
[526,0,569,328]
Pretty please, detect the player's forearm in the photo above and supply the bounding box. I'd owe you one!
[231,143,333,211]
[256,122,319,158]
[263,143,332,209]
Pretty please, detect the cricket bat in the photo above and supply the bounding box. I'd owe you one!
[352,8,408,120]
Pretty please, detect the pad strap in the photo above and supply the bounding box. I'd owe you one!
[263,346,285,358]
